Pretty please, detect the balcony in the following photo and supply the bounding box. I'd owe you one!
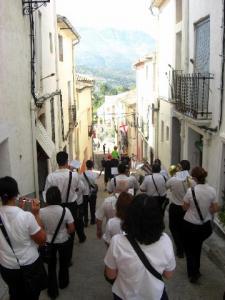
[171,71,213,120]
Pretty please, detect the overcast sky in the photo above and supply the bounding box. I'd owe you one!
[56,0,156,37]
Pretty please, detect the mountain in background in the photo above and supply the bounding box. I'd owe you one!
[76,27,155,88]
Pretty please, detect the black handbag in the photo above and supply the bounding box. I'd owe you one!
[191,187,212,240]
[152,175,169,213]
[83,172,98,195]
[0,215,48,293]
[39,207,66,263]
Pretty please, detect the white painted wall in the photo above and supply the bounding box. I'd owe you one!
[0,0,35,195]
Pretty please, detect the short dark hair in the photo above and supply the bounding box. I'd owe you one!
[86,160,94,169]
[56,151,68,166]
[118,163,127,174]
[191,166,207,184]
[0,176,19,204]
[152,163,161,173]
[122,194,164,245]
[180,160,190,171]
[46,186,62,205]
[116,192,133,220]
[154,158,161,166]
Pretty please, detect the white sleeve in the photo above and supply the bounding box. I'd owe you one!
[166,178,172,189]
[104,236,117,269]
[103,220,112,244]
[164,235,176,272]
[107,179,114,193]
[140,177,147,191]
[44,174,52,192]
[183,188,192,203]
[26,212,41,236]
[95,202,105,220]
[65,208,74,224]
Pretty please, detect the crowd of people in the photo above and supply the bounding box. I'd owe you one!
[0,148,220,300]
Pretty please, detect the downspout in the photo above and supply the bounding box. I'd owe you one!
[219,0,225,129]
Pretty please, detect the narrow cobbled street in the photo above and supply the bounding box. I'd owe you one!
[38,172,225,300]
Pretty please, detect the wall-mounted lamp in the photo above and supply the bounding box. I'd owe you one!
[40,73,55,81]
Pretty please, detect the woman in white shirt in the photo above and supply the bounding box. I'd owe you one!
[103,192,133,245]
[182,166,218,284]
[104,194,176,300]
[40,186,75,299]
[0,176,46,300]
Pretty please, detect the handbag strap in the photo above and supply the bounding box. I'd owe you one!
[126,235,163,282]
[152,175,160,196]
[50,207,66,244]
[191,187,204,222]
[83,172,95,189]
[0,215,20,267]
[65,171,72,203]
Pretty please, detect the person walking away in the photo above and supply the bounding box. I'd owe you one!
[103,192,133,245]
[69,160,86,243]
[111,146,120,160]
[44,151,79,263]
[81,160,98,226]
[182,166,218,283]
[104,194,175,300]
[107,163,139,195]
[103,143,106,154]
[0,176,47,300]
[40,186,75,299]
[140,163,167,214]
[95,194,118,239]
[154,158,169,180]
[166,160,193,258]
[103,154,112,191]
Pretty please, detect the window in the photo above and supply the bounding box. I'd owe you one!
[166,126,169,141]
[58,34,63,61]
[194,17,210,73]
[49,32,53,53]
[161,121,164,142]
[176,0,182,23]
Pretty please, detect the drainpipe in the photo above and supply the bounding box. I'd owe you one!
[219,0,225,129]
[30,101,39,198]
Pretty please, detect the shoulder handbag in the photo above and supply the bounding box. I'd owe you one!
[65,171,72,203]
[0,214,48,293]
[83,172,98,195]
[126,235,169,300]
[191,187,212,240]
[39,207,66,263]
[152,175,169,213]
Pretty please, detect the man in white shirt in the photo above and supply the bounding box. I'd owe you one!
[166,160,192,258]
[140,163,167,215]
[44,151,84,262]
[80,160,98,226]
[107,163,139,195]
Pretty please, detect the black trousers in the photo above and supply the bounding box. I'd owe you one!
[0,259,43,300]
[169,203,185,256]
[83,194,97,225]
[183,220,212,277]
[61,202,86,258]
[47,240,70,298]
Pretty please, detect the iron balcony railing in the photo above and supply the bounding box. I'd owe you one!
[171,71,213,119]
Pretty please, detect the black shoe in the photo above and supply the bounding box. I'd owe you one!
[189,273,201,284]
[90,220,96,225]
[68,261,73,267]
[47,291,59,299]
[79,236,87,243]
[84,223,88,227]
[176,252,184,258]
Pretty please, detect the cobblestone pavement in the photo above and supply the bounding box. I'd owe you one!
[1,171,225,300]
